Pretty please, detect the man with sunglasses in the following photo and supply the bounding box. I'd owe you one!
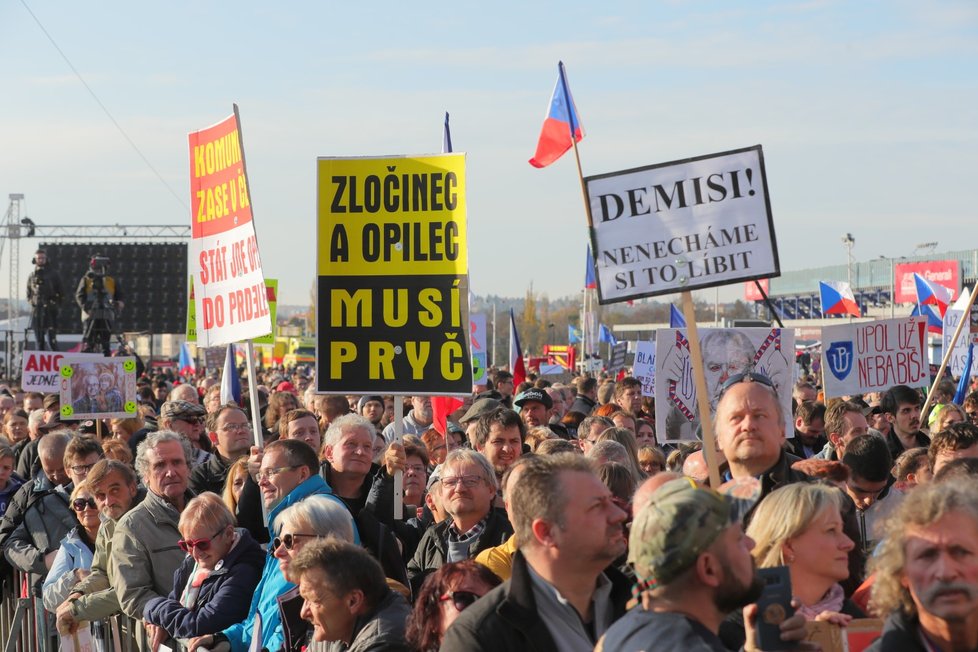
[190,403,252,495]
[159,399,212,466]
[55,459,143,639]
[408,449,513,594]
[714,373,810,504]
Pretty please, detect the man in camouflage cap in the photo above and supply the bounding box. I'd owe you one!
[599,477,808,651]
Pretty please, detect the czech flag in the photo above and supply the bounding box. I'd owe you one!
[914,273,954,318]
[509,309,526,388]
[911,303,944,335]
[669,304,687,328]
[178,342,196,377]
[819,281,861,317]
[529,61,584,168]
[585,244,597,289]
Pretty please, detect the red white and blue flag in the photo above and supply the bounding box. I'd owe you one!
[911,303,944,335]
[585,244,597,289]
[914,273,954,318]
[178,342,196,377]
[529,62,584,168]
[509,309,527,388]
[819,281,861,317]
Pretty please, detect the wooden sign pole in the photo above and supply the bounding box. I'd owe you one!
[680,291,722,488]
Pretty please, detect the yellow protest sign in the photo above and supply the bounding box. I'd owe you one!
[316,154,471,394]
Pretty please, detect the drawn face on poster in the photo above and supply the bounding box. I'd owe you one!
[59,356,138,420]
[655,327,794,442]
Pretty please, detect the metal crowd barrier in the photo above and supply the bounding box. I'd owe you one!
[1,569,152,652]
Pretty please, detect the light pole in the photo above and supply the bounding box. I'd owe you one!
[841,233,855,288]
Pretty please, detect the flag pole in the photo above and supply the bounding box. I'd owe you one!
[244,339,269,524]
[923,283,978,413]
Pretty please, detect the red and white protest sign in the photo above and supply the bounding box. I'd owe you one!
[188,109,271,347]
[820,316,928,398]
[894,260,960,304]
[21,351,99,392]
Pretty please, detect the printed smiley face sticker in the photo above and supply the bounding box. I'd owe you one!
[60,365,74,378]
[124,401,137,414]
[61,405,74,417]
[123,360,136,373]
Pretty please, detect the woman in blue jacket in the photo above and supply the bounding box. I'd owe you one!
[143,493,264,649]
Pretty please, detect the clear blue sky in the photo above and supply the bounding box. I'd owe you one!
[2,0,976,307]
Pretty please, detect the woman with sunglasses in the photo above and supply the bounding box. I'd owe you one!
[405,560,501,651]
[43,482,100,627]
[270,495,356,652]
[143,493,264,650]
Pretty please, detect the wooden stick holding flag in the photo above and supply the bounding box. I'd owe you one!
[923,283,978,415]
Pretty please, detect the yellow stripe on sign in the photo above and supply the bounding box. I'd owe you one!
[317,154,468,277]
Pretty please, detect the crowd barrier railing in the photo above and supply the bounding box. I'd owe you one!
[0,569,162,652]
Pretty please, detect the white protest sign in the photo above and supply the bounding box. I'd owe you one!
[21,351,100,392]
[944,292,973,380]
[655,327,794,442]
[585,146,777,303]
[632,340,656,397]
[188,110,272,347]
[821,316,928,398]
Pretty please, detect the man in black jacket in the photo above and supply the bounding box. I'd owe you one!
[407,449,512,594]
[189,403,251,495]
[441,453,630,652]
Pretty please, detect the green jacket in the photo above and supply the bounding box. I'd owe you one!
[111,488,190,620]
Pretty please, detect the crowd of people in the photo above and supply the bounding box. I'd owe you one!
[1,360,978,651]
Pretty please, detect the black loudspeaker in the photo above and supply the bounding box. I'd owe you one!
[38,242,187,335]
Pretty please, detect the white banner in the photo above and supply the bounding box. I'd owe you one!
[655,327,794,442]
[585,146,777,303]
[189,111,271,347]
[944,293,973,380]
[21,351,99,392]
[821,316,928,398]
[632,339,656,397]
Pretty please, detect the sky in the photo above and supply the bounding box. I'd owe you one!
[1,0,976,309]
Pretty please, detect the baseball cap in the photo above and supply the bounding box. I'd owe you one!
[628,477,750,587]
[459,397,501,425]
[160,400,206,422]
[513,388,553,410]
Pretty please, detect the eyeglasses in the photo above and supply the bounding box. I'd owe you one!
[716,371,775,401]
[72,497,97,512]
[272,532,317,551]
[69,460,102,476]
[439,590,482,611]
[220,423,252,433]
[441,475,484,489]
[405,464,427,475]
[178,526,228,553]
[257,465,300,482]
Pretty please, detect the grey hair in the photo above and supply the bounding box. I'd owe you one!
[28,409,45,429]
[586,439,630,466]
[274,495,355,543]
[442,448,498,491]
[323,413,375,448]
[135,430,193,482]
[38,431,73,459]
